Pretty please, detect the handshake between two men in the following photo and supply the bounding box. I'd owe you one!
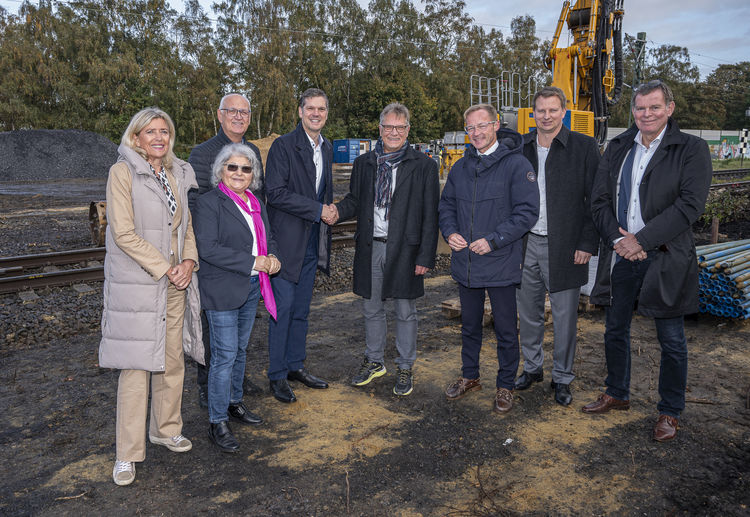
[321,203,339,225]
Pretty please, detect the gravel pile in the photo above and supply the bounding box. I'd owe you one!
[0,130,118,181]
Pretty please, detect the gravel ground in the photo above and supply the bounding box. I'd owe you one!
[2,167,750,515]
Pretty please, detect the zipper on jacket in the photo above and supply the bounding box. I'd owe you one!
[467,163,479,288]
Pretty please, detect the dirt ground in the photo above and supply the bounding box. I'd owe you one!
[1,180,749,516]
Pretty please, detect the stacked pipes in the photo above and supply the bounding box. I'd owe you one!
[696,239,750,319]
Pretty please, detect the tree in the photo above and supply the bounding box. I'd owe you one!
[705,62,750,130]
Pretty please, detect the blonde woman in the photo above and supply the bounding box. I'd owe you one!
[99,107,203,486]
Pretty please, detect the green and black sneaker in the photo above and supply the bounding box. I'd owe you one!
[351,357,386,386]
[393,367,413,396]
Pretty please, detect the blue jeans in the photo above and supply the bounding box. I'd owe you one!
[605,257,688,417]
[205,277,261,424]
[267,223,319,380]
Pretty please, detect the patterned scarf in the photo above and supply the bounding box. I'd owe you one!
[149,163,177,216]
[218,182,277,320]
[374,137,408,220]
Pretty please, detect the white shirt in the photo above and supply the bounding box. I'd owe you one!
[530,140,549,235]
[306,132,324,193]
[614,124,667,244]
[480,140,499,156]
[373,166,397,238]
[234,201,259,276]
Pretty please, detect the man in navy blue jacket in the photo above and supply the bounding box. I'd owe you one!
[264,88,337,403]
[439,103,539,414]
[188,93,265,408]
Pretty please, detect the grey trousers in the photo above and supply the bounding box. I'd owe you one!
[517,233,580,385]
[363,240,417,369]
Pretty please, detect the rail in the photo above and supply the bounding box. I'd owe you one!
[712,168,750,182]
[709,180,750,190]
[0,222,358,294]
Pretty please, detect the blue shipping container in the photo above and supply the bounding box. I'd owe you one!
[333,139,370,163]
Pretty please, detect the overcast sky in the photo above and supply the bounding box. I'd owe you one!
[2,0,747,78]
[476,0,750,78]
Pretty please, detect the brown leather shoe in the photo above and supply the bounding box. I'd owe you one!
[445,377,481,400]
[581,393,630,414]
[653,414,679,442]
[493,387,514,413]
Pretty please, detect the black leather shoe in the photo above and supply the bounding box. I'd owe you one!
[551,381,573,406]
[287,368,329,389]
[243,377,263,396]
[208,421,239,453]
[197,385,208,409]
[228,401,263,425]
[514,371,543,391]
[270,379,297,403]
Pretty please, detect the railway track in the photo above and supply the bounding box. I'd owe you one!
[0,247,105,294]
[0,222,358,294]
[712,168,750,182]
[709,180,750,190]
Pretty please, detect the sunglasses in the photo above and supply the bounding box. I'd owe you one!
[225,163,253,174]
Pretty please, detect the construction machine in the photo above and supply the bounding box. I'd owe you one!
[439,0,626,176]
[517,0,624,145]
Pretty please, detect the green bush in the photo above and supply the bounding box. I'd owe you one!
[701,188,750,224]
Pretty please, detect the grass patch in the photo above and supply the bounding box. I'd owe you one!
[712,157,748,170]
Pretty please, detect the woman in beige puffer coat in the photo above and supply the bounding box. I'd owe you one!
[99,107,202,486]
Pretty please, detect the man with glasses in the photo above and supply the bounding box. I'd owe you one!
[439,104,539,413]
[264,88,337,403]
[584,80,712,442]
[188,93,265,411]
[514,86,600,406]
[336,103,439,396]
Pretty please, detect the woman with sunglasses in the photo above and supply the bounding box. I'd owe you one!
[193,143,281,452]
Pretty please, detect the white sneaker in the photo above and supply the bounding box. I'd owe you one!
[113,460,135,486]
[149,434,192,452]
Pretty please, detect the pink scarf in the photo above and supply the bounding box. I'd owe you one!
[218,182,277,320]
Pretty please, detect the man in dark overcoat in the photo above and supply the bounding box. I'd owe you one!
[583,80,712,442]
[188,92,265,408]
[264,88,338,403]
[336,103,440,396]
[515,87,600,406]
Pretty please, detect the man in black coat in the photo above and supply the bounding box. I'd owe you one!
[336,103,439,396]
[583,80,712,442]
[514,87,600,406]
[264,88,337,403]
[188,93,265,408]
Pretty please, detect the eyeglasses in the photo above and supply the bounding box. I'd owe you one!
[225,163,253,174]
[380,124,409,134]
[220,108,250,118]
[464,121,496,134]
